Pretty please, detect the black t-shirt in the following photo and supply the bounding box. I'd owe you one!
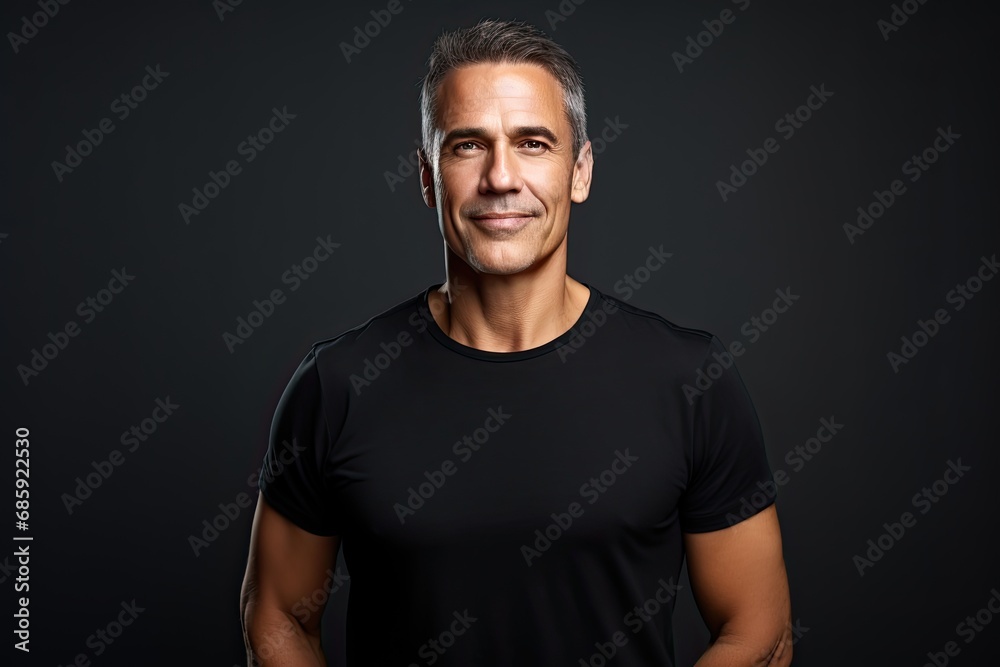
[257,281,775,667]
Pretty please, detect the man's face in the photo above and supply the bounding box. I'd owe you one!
[420,62,592,275]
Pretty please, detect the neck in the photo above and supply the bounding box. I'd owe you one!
[429,251,590,354]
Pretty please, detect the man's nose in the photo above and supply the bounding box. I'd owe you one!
[481,144,522,194]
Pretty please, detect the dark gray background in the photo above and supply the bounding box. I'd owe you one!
[3,0,999,665]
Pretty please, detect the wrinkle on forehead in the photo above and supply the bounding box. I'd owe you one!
[437,63,564,125]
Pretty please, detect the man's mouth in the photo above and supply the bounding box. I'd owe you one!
[468,213,535,231]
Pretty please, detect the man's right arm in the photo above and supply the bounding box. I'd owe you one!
[241,492,340,666]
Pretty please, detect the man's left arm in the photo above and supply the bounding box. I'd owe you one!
[683,504,793,666]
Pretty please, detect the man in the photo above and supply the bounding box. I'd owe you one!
[241,18,792,667]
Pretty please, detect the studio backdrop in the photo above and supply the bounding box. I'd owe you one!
[2,0,998,665]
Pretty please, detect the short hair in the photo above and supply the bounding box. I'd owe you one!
[418,18,588,177]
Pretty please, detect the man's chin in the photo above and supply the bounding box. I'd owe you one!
[465,252,536,276]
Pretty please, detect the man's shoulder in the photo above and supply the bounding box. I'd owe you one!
[307,285,428,363]
[590,285,718,361]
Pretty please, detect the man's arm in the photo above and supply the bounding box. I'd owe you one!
[241,492,340,666]
[683,504,793,667]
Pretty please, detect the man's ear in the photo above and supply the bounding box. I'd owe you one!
[418,148,436,208]
[571,139,594,204]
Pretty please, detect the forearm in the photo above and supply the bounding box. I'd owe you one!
[244,608,326,667]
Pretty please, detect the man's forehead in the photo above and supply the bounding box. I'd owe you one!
[437,62,563,115]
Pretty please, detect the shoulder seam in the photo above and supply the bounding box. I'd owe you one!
[310,290,423,350]
[592,288,716,342]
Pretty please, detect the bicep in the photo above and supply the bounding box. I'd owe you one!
[682,504,790,647]
[243,491,340,634]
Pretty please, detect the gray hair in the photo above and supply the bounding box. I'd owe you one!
[418,18,588,179]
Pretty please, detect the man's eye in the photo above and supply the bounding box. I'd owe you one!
[454,140,546,153]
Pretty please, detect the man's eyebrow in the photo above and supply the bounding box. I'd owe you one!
[441,126,560,147]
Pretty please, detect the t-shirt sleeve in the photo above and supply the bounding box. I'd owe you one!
[258,345,341,536]
[679,335,775,533]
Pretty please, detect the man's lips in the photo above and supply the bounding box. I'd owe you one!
[468,214,534,231]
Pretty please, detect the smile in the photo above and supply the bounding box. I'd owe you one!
[469,215,534,232]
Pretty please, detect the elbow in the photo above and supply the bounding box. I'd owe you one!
[712,618,794,667]
[240,575,265,650]
[240,590,313,660]
[240,594,288,665]
[239,577,255,633]
[749,619,795,667]
[760,627,793,666]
